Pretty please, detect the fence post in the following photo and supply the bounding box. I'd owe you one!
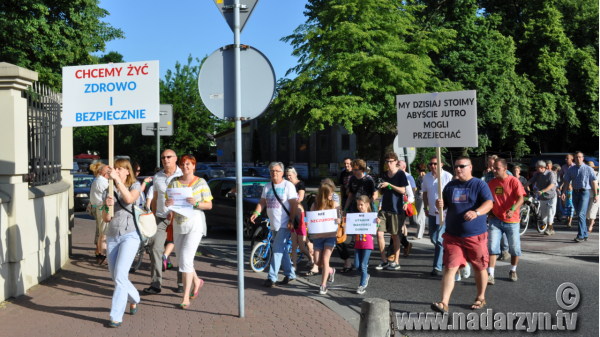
[0,62,38,299]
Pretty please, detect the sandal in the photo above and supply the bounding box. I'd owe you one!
[430,302,449,314]
[190,279,204,300]
[180,303,190,310]
[97,254,107,265]
[339,267,354,274]
[472,297,486,309]
[304,271,318,276]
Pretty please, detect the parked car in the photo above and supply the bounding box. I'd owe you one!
[73,174,94,210]
[204,177,270,239]
[225,168,235,177]
[70,162,80,174]
[242,166,270,178]
[195,164,226,180]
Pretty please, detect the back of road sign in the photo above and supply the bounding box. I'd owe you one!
[198,46,276,120]
[213,0,259,33]
[141,104,173,136]
[393,137,416,164]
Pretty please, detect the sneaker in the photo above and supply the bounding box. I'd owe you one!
[357,286,366,295]
[328,268,335,283]
[364,274,370,288]
[584,237,588,241]
[162,256,167,272]
[509,271,518,282]
[143,286,161,294]
[319,285,328,295]
[461,263,471,279]
[263,279,275,288]
[376,261,389,270]
[487,274,495,285]
[403,243,413,257]
[166,261,173,270]
[430,269,441,276]
[386,262,401,270]
[276,276,296,286]
[455,273,461,282]
[499,251,510,261]
[545,230,552,236]
[574,237,584,243]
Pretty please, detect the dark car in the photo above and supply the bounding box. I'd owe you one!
[242,167,270,178]
[73,174,94,210]
[196,164,226,180]
[205,177,271,239]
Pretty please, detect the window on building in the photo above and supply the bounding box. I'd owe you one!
[341,134,350,151]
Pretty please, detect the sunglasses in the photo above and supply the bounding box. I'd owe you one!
[455,164,469,169]
[428,162,438,166]
[160,155,175,160]
[385,160,396,163]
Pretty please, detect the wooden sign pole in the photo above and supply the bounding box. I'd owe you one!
[108,125,114,217]
[436,147,444,227]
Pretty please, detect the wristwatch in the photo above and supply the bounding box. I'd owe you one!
[475,210,481,216]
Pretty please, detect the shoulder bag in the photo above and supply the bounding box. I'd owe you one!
[271,182,300,229]
[336,211,347,244]
[114,187,157,242]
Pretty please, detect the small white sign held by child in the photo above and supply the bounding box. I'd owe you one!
[346,212,378,234]
[306,209,338,234]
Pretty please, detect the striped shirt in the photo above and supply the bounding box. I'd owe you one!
[563,163,597,190]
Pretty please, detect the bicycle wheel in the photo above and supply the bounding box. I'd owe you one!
[250,225,269,250]
[250,242,271,273]
[534,211,547,233]
[130,242,145,273]
[519,207,529,235]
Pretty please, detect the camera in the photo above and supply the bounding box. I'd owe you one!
[376,178,385,189]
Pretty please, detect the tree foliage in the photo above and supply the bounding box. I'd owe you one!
[0,0,124,90]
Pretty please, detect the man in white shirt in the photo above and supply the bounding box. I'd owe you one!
[421,156,453,276]
[90,164,109,262]
[251,162,298,287]
[144,149,183,294]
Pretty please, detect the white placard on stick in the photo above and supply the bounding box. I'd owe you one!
[346,212,378,234]
[62,60,160,127]
[306,209,339,234]
[396,90,477,148]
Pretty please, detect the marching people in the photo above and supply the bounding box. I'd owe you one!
[421,155,453,276]
[562,182,574,227]
[101,159,142,328]
[512,165,527,186]
[286,166,314,269]
[90,163,109,264]
[398,160,415,256]
[339,157,354,212]
[413,164,427,239]
[560,154,576,180]
[431,156,494,313]
[250,162,298,287]
[322,178,352,273]
[354,195,376,295]
[144,149,183,294]
[131,162,149,208]
[585,161,599,233]
[308,183,341,295]
[523,160,557,235]
[487,158,525,284]
[562,152,597,242]
[164,155,212,309]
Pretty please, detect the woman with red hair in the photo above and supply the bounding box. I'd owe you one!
[165,155,213,308]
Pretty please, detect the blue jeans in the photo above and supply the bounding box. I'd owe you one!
[428,215,445,271]
[268,228,296,281]
[488,217,521,256]
[354,249,372,287]
[556,191,565,217]
[572,190,590,239]
[500,234,509,252]
[106,231,141,322]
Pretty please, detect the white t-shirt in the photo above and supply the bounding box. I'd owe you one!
[421,170,453,217]
[406,180,415,204]
[153,167,183,218]
[146,184,155,200]
[90,176,109,206]
[261,180,297,231]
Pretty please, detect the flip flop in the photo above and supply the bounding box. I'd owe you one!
[180,303,190,310]
[339,267,353,273]
[430,302,449,314]
[190,279,204,300]
[304,271,318,276]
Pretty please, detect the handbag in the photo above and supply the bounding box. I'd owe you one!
[271,182,300,229]
[336,215,347,244]
[114,188,157,242]
[86,202,95,217]
[404,195,415,217]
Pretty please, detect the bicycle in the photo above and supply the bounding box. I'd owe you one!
[250,220,304,273]
[130,239,151,273]
[519,191,547,235]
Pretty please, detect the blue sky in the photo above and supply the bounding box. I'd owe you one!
[96,0,309,81]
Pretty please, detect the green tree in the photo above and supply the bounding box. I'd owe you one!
[0,0,124,90]
[98,51,125,64]
[270,0,460,162]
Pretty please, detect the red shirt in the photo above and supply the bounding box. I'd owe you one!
[488,175,526,223]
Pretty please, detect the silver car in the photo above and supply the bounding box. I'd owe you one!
[195,164,226,180]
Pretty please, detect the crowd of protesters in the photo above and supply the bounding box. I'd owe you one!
[84,149,597,327]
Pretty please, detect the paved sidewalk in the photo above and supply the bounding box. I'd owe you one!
[0,217,356,336]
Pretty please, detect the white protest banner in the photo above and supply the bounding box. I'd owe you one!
[345,212,378,234]
[396,90,477,148]
[62,61,160,127]
[306,209,339,234]
[166,187,194,218]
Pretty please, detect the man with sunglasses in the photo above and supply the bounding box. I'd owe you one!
[143,149,183,294]
[431,156,494,313]
[421,156,453,276]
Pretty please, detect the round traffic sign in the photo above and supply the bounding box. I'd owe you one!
[393,136,416,164]
[198,46,276,120]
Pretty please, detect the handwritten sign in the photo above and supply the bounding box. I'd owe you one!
[346,212,378,234]
[166,187,193,218]
[306,209,338,234]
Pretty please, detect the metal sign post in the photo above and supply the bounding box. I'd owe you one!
[142,104,174,167]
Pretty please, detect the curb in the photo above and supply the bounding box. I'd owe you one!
[201,245,361,332]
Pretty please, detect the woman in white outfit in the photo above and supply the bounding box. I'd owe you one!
[165,155,213,309]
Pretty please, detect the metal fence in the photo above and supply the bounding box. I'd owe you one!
[24,82,62,187]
